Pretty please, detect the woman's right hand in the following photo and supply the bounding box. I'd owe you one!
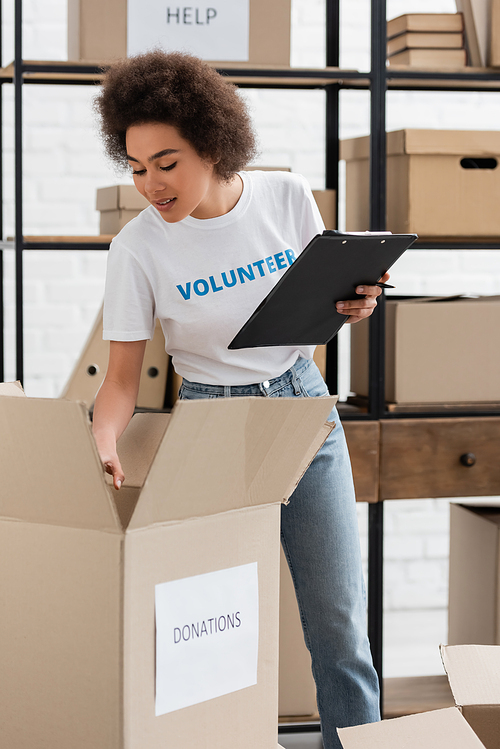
[92,339,148,492]
[103,451,125,490]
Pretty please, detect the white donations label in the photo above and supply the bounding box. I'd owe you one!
[127,0,250,62]
[155,562,259,716]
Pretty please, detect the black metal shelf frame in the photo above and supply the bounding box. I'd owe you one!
[3,0,500,728]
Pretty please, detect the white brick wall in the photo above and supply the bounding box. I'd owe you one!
[2,0,499,677]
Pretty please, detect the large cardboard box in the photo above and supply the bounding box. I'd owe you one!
[350,296,500,405]
[340,129,500,238]
[61,304,169,409]
[449,502,500,646]
[68,0,291,65]
[96,184,149,235]
[338,645,500,749]
[0,389,335,748]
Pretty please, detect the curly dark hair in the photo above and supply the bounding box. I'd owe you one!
[94,50,258,182]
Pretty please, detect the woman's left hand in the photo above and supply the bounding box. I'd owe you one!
[335,272,391,324]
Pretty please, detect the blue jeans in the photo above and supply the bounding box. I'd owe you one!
[179,357,380,748]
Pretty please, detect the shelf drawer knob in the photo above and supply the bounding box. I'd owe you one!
[460,453,476,467]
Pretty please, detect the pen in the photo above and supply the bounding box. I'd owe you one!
[376,282,395,289]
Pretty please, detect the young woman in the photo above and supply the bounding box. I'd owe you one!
[93,50,385,749]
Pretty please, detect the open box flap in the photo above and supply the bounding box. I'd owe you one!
[338,707,487,748]
[128,395,336,531]
[0,381,26,397]
[0,396,121,532]
[115,412,171,488]
[441,645,500,707]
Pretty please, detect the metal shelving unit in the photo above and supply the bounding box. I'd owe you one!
[2,0,500,736]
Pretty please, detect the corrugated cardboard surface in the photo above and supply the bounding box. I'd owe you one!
[0,522,123,748]
[338,707,486,748]
[129,397,335,529]
[0,392,334,748]
[462,706,500,749]
[449,504,500,646]
[312,189,336,229]
[123,505,280,748]
[100,208,143,234]
[441,644,500,707]
[0,396,119,531]
[0,379,25,396]
[441,644,500,749]
[341,129,500,236]
[455,0,488,67]
[351,296,500,404]
[68,0,290,65]
[96,184,149,212]
[61,306,168,410]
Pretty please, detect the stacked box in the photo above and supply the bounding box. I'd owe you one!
[341,129,500,238]
[387,13,466,68]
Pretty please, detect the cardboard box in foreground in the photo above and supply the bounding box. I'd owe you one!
[0,390,335,748]
[341,129,500,237]
[350,296,500,404]
[338,644,500,749]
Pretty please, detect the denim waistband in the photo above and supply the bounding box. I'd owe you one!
[181,356,312,397]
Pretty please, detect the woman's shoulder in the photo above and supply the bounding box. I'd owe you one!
[241,169,311,200]
[109,205,161,252]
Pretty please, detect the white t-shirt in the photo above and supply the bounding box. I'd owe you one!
[103,170,324,385]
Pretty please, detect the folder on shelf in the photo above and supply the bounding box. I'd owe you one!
[228,231,417,349]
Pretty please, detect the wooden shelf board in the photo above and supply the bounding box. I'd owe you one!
[278,676,454,726]
[383,674,454,719]
[22,235,114,244]
[0,60,359,88]
[345,66,500,90]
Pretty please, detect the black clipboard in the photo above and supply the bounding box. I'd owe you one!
[228,231,417,349]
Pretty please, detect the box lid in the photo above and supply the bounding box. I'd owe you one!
[341,129,500,160]
[128,396,335,530]
[0,395,121,532]
[96,184,149,211]
[441,644,500,707]
[337,707,486,748]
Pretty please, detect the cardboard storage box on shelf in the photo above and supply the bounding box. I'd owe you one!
[338,644,500,749]
[449,502,500,646]
[68,0,290,66]
[0,388,335,749]
[96,184,149,235]
[340,129,500,238]
[350,296,500,405]
[492,0,500,67]
[61,304,169,409]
